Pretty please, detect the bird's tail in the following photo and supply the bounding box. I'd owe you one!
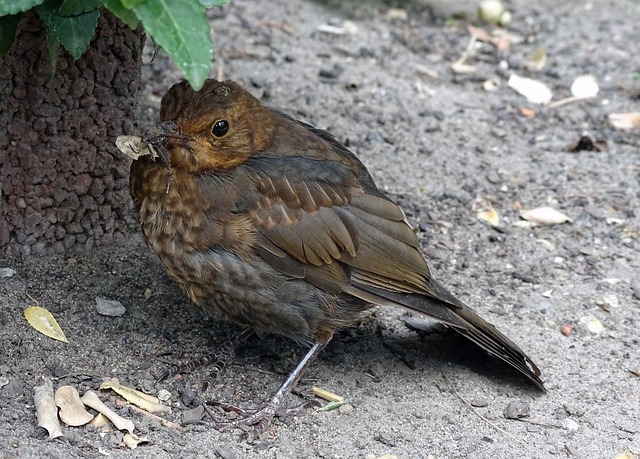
[345,280,546,391]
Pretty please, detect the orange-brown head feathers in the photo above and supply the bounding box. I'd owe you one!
[148,79,276,173]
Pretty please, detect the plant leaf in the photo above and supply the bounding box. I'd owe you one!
[36,0,99,59]
[120,0,145,8]
[24,306,69,343]
[134,0,212,90]
[102,0,138,28]
[0,13,20,54]
[58,0,102,15]
[0,0,45,15]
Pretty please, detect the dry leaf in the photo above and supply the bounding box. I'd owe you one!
[579,315,604,334]
[100,379,170,414]
[508,73,553,104]
[608,112,640,130]
[123,433,149,449]
[81,390,135,434]
[90,413,111,431]
[24,306,69,343]
[520,207,572,225]
[312,386,344,403]
[34,377,63,440]
[55,386,94,427]
[525,47,547,71]
[116,135,157,161]
[570,74,599,98]
[477,209,501,227]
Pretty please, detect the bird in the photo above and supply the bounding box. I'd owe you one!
[129,79,544,432]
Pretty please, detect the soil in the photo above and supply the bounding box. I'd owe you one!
[1,0,638,458]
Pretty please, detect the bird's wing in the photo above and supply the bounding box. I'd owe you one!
[243,154,433,296]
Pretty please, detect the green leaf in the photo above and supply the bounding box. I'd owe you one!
[0,0,45,16]
[102,0,138,28]
[58,0,102,16]
[134,0,212,90]
[0,13,19,54]
[198,0,229,6]
[36,0,99,59]
[120,0,144,8]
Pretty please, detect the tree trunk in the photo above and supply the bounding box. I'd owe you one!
[0,10,145,258]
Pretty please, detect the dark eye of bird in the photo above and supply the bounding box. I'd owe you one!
[211,120,229,137]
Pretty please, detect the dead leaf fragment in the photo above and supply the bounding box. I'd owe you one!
[520,207,572,225]
[24,306,69,343]
[34,377,63,440]
[608,112,640,130]
[123,433,149,449]
[116,135,155,161]
[477,208,501,227]
[100,379,169,414]
[508,73,553,104]
[525,47,547,71]
[81,390,135,434]
[570,74,599,99]
[55,386,94,426]
[312,386,344,403]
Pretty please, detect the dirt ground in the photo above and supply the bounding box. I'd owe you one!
[1,0,639,458]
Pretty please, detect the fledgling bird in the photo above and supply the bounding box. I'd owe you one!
[129,79,544,432]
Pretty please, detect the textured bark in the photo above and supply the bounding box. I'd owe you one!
[0,10,145,258]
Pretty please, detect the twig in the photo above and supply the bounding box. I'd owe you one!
[111,396,183,431]
[441,371,526,445]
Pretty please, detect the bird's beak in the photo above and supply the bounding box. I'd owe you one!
[142,121,189,168]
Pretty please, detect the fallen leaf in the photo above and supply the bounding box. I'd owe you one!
[123,433,149,449]
[477,208,501,227]
[116,135,156,161]
[100,379,170,414]
[34,377,63,440]
[24,306,69,343]
[520,207,572,225]
[608,112,640,130]
[312,386,344,403]
[570,74,599,98]
[81,390,135,434]
[55,386,94,427]
[579,315,604,334]
[525,47,547,71]
[508,73,553,104]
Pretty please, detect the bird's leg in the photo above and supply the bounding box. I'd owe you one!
[157,328,255,390]
[206,339,329,434]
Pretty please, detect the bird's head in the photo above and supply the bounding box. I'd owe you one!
[143,79,275,173]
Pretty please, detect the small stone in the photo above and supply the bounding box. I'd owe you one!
[579,315,604,334]
[470,399,489,408]
[157,389,171,402]
[560,324,574,336]
[215,445,236,459]
[563,419,579,431]
[0,268,16,278]
[339,404,354,415]
[503,400,530,419]
[95,297,126,317]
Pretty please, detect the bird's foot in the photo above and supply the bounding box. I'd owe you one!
[201,399,318,437]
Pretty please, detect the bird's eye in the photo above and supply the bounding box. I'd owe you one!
[211,120,229,137]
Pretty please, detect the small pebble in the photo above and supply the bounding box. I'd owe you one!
[503,399,530,419]
[96,297,126,317]
[215,445,236,459]
[0,268,16,278]
[339,404,354,415]
[560,324,574,336]
[157,389,171,402]
[563,419,579,431]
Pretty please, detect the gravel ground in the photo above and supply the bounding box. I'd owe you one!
[1,0,639,458]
